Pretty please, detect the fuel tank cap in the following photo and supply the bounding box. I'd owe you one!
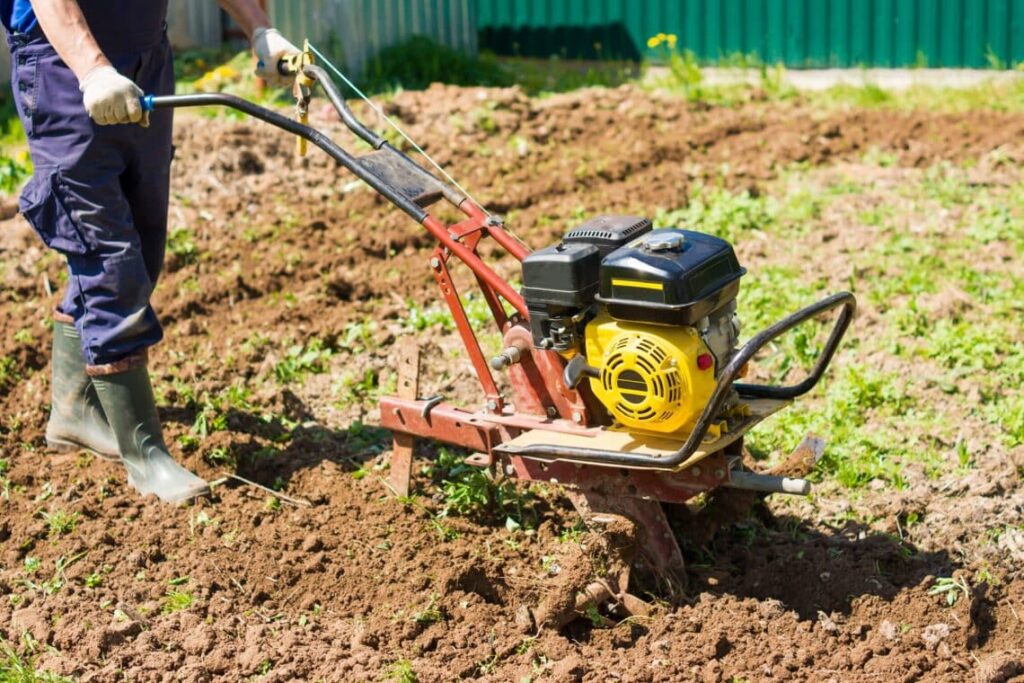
[642,232,686,252]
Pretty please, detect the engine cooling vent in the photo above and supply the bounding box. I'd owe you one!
[601,334,683,427]
[563,216,652,256]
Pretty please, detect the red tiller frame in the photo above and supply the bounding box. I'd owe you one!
[409,194,591,427]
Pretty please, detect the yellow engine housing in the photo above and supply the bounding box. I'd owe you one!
[584,311,717,436]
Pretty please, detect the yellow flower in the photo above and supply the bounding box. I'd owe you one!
[213,65,239,79]
[647,35,661,49]
[667,34,678,48]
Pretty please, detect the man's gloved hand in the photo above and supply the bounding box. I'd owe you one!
[252,27,302,86]
[79,66,148,127]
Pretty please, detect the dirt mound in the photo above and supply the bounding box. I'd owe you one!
[2,84,1024,681]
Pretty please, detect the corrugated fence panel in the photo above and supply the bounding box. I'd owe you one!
[166,0,223,49]
[270,0,476,75]
[476,0,1024,68]
[0,40,9,87]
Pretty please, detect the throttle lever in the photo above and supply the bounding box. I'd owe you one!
[278,40,316,157]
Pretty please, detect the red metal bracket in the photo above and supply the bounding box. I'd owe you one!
[379,397,503,453]
[505,451,730,505]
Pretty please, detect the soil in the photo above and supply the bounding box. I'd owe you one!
[1,83,1023,682]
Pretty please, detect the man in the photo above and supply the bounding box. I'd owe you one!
[3,1,299,503]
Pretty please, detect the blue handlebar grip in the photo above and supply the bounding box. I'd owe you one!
[140,95,155,112]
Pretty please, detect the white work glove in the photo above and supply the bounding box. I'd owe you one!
[252,27,302,85]
[79,66,148,127]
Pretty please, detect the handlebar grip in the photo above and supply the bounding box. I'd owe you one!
[140,95,156,113]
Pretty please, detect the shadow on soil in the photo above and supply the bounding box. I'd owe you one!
[682,506,957,621]
[161,389,391,487]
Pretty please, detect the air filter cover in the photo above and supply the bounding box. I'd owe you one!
[563,215,653,257]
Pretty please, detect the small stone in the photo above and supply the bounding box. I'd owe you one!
[922,623,951,649]
[300,534,323,553]
[514,604,534,633]
[879,620,899,641]
[817,611,839,633]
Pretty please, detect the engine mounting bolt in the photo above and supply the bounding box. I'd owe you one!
[547,407,558,417]
[691,466,702,477]
[715,469,725,479]
[505,465,515,476]
[430,257,440,269]
[486,399,498,411]
[572,412,583,424]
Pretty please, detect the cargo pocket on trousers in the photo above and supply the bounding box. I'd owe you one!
[19,169,94,256]
[12,51,37,138]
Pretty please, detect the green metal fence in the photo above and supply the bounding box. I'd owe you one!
[476,0,1024,68]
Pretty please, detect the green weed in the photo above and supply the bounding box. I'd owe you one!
[929,576,971,607]
[166,227,200,267]
[411,593,445,625]
[0,152,32,196]
[0,356,20,389]
[500,57,635,96]
[274,339,333,384]
[40,510,79,538]
[655,184,773,243]
[387,659,417,683]
[431,449,534,527]
[162,589,195,614]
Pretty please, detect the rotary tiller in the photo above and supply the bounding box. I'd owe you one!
[145,56,856,606]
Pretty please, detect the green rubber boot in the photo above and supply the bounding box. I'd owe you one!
[91,364,210,504]
[45,320,121,460]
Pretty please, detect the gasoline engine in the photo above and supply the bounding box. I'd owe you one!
[521,216,745,438]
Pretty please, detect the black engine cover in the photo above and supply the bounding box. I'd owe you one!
[520,241,601,350]
[597,228,745,325]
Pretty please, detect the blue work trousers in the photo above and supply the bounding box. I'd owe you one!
[8,14,174,368]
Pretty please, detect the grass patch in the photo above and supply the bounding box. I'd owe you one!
[0,638,72,683]
[162,588,195,614]
[687,160,1024,489]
